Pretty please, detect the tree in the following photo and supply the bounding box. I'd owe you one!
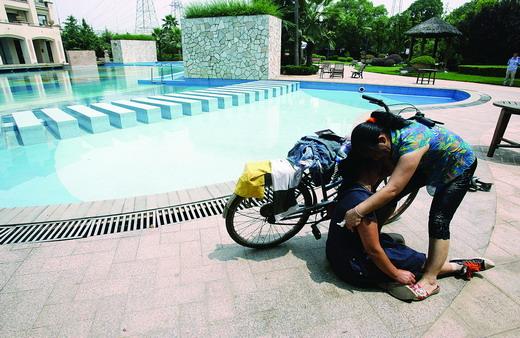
[299,0,335,65]
[446,0,520,64]
[152,14,182,60]
[325,0,388,56]
[61,16,82,51]
[405,0,443,25]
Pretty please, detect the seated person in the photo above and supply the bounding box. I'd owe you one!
[326,153,494,300]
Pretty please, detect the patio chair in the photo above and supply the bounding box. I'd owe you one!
[351,63,366,79]
[330,63,345,78]
[320,63,333,78]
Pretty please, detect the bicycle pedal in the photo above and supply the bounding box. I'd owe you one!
[311,224,321,240]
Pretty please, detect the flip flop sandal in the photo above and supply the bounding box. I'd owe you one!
[387,283,440,301]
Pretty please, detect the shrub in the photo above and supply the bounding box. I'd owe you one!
[458,65,507,77]
[370,58,386,66]
[387,54,403,64]
[312,54,325,60]
[377,53,387,58]
[365,54,375,60]
[185,0,281,19]
[281,65,319,75]
[346,56,353,62]
[327,55,339,61]
[337,56,349,62]
[159,53,183,61]
[410,55,436,66]
[383,58,395,67]
[112,33,154,41]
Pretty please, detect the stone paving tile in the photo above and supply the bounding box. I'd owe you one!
[0,261,21,290]
[112,236,139,263]
[491,328,520,338]
[59,319,92,338]
[119,305,179,336]
[34,299,97,328]
[1,271,60,294]
[483,260,520,305]
[450,278,520,336]
[0,288,50,332]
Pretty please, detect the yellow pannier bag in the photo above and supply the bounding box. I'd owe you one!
[234,160,272,199]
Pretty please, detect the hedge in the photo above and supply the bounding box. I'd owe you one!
[458,65,507,77]
[410,55,435,66]
[112,33,154,41]
[185,0,281,19]
[338,56,353,62]
[281,65,319,75]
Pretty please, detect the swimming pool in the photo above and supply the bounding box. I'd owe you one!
[0,63,185,116]
[0,70,472,208]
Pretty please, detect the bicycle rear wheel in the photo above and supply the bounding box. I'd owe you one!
[225,183,313,249]
[384,190,419,224]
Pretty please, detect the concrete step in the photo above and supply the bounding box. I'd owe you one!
[231,84,281,97]
[64,105,111,134]
[90,103,138,129]
[254,81,299,92]
[130,97,183,119]
[11,111,47,146]
[206,88,256,103]
[228,85,273,99]
[149,95,204,115]
[40,108,81,139]
[182,91,233,109]
[111,100,162,124]
[164,93,219,112]
[196,89,246,106]
[223,87,265,101]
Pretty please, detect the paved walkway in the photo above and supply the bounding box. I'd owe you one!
[1,72,520,337]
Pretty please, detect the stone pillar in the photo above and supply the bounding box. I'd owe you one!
[24,39,38,64]
[0,4,8,22]
[27,0,39,25]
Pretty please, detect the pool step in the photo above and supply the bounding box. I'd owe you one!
[40,108,81,139]
[90,103,138,129]
[6,80,301,147]
[11,111,47,145]
[111,100,162,124]
[130,97,183,119]
[64,105,111,134]
[149,95,204,115]
[164,93,219,112]
[196,89,246,106]
[182,91,233,109]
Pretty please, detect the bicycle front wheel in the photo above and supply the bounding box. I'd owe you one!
[225,184,313,249]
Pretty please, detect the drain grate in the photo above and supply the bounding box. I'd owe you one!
[0,196,231,245]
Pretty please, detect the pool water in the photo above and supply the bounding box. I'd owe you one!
[0,87,466,208]
[0,63,184,115]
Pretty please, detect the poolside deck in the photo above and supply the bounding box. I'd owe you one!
[0,73,519,337]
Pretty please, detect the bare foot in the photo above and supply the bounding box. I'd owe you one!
[416,278,439,295]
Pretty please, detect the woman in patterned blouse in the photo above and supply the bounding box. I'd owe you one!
[342,110,489,301]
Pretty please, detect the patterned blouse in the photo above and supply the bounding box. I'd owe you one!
[390,122,476,188]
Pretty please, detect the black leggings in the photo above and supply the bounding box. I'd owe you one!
[377,160,477,240]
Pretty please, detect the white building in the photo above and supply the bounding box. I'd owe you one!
[0,0,65,65]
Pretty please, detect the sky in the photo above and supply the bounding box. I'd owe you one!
[54,0,470,33]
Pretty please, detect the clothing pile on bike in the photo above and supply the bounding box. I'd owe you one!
[234,133,348,220]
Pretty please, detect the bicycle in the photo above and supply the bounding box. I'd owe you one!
[223,95,438,249]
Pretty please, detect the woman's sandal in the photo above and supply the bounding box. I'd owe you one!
[388,283,440,301]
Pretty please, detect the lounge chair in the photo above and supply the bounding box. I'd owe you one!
[331,63,345,78]
[351,63,366,79]
[319,63,333,78]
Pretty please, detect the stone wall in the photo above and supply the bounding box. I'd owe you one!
[66,50,97,66]
[111,40,157,63]
[181,15,281,80]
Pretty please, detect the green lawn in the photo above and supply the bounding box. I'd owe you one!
[365,65,519,87]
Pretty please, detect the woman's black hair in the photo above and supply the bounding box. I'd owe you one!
[350,110,410,156]
[337,152,379,195]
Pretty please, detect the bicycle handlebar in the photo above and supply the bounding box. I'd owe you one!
[361,94,390,113]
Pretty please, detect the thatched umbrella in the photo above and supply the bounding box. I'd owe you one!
[405,17,462,65]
